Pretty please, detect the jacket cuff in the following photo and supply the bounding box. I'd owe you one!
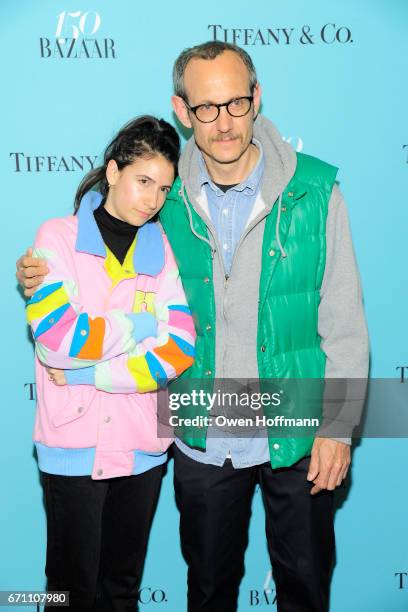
[65,366,95,386]
[315,417,354,441]
[329,437,351,445]
[127,312,158,343]
[315,430,352,446]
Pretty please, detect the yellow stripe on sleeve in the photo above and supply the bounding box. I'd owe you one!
[26,287,69,323]
[127,355,159,393]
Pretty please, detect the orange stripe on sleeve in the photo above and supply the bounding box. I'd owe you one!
[154,337,194,375]
[77,317,106,360]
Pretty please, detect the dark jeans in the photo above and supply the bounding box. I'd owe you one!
[41,465,163,612]
[173,446,335,612]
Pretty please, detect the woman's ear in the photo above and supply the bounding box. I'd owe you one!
[106,159,119,187]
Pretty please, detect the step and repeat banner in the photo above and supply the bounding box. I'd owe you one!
[1,1,407,610]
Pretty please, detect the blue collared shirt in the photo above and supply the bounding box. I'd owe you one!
[175,141,270,468]
[199,139,265,276]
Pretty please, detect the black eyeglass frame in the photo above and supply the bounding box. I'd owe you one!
[183,96,254,123]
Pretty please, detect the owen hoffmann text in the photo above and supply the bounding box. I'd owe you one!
[168,414,320,429]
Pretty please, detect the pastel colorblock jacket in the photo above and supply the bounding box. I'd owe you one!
[26,191,196,479]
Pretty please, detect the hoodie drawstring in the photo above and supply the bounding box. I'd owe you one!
[275,193,287,259]
[179,183,216,259]
[179,181,287,261]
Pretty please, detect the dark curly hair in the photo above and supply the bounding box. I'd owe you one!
[74,115,180,212]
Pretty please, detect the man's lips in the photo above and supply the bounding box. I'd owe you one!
[213,135,240,144]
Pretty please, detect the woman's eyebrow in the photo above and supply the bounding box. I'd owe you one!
[135,174,172,189]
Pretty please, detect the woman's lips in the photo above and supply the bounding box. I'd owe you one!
[135,210,150,218]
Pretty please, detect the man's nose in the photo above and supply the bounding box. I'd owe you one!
[215,105,234,132]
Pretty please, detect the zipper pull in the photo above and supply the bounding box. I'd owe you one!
[211,247,216,260]
[224,274,229,288]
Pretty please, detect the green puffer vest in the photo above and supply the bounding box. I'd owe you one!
[160,152,338,468]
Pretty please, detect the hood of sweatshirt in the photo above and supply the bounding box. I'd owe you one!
[178,113,297,212]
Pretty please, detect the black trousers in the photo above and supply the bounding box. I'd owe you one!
[41,465,163,612]
[173,446,335,612]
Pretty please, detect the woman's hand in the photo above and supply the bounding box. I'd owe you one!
[46,367,67,386]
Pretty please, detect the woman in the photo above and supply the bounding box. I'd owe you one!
[25,115,195,611]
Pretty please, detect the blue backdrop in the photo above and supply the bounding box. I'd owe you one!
[2,1,408,610]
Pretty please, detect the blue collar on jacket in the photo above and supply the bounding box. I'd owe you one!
[75,191,165,276]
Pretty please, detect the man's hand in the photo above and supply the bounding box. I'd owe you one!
[46,367,67,386]
[16,247,49,297]
[307,437,350,495]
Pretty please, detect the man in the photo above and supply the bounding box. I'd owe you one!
[18,41,368,612]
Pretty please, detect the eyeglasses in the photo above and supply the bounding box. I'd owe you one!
[183,96,254,123]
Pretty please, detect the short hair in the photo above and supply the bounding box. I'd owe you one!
[173,40,258,99]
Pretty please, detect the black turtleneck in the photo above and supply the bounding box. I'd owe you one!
[94,202,138,265]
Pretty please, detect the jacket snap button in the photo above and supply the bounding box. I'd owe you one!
[261,345,266,352]
[104,416,111,423]
[97,469,103,476]
[80,329,87,336]
[203,277,210,284]
[273,443,280,450]
[206,324,212,331]
[269,249,275,257]
[77,406,84,413]
[205,370,212,376]
[288,192,294,197]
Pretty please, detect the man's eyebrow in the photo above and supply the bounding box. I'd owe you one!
[188,99,214,106]
[192,95,247,106]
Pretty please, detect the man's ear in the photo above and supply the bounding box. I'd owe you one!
[253,82,262,116]
[172,95,193,129]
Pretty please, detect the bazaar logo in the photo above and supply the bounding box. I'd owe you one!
[249,570,276,606]
[40,11,116,59]
[208,23,354,46]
